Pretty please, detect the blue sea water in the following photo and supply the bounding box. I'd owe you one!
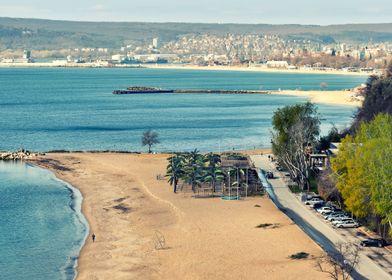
[0,68,366,279]
[0,161,88,280]
[0,67,365,152]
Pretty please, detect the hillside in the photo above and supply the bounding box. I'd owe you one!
[1,17,392,49]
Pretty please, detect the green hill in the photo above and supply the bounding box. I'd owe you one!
[1,17,392,49]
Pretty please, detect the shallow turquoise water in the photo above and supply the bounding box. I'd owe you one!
[0,161,88,280]
[0,68,364,152]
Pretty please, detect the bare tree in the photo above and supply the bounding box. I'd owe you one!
[272,104,320,191]
[315,243,360,280]
[320,82,329,90]
[141,129,160,153]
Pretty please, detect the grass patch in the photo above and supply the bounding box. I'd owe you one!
[288,175,318,194]
[289,252,309,259]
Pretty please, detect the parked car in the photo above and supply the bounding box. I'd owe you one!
[320,210,334,216]
[324,209,343,216]
[326,213,349,221]
[329,214,351,222]
[331,218,353,226]
[305,198,324,205]
[360,238,387,248]
[334,219,359,228]
[317,207,334,214]
[266,171,274,179]
[321,209,342,216]
[312,202,326,209]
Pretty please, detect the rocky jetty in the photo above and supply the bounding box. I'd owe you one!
[0,150,41,161]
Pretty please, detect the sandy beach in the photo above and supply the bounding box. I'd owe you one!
[0,62,372,77]
[271,89,364,107]
[35,152,328,280]
[145,64,371,76]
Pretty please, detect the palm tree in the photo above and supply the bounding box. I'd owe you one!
[183,149,204,192]
[226,167,248,196]
[203,153,224,192]
[141,129,160,153]
[166,153,184,193]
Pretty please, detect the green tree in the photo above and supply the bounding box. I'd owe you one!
[332,114,392,237]
[271,102,320,190]
[141,129,160,153]
[166,153,185,193]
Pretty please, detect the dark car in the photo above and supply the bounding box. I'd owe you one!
[266,171,274,179]
[312,202,326,209]
[360,238,387,248]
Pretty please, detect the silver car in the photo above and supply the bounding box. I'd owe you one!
[334,219,359,228]
[327,214,350,221]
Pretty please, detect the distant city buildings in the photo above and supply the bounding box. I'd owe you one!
[1,34,391,72]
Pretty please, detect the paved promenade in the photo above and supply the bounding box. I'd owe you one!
[251,154,392,280]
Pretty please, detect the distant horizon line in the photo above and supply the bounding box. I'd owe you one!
[1,16,392,27]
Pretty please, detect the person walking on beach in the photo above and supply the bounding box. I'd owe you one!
[92,233,96,242]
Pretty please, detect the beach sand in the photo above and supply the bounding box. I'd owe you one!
[35,152,328,280]
[271,89,363,107]
[0,62,372,77]
[145,64,371,76]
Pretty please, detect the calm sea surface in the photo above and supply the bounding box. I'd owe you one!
[0,67,365,152]
[0,68,366,279]
[0,161,88,280]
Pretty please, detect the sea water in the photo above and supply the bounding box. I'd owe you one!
[0,161,88,280]
[0,67,365,152]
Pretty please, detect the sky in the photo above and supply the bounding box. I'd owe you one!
[0,0,391,25]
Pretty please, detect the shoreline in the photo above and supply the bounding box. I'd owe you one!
[145,64,372,76]
[31,152,328,279]
[53,173,89,280]
[0,62,372,76]
[23,161,89,280]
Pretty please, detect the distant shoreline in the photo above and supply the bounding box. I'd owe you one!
[0,62,373,76]
[145,64,372,76]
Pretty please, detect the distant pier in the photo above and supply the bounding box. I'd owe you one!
[113,86,271,95]
[173,89,270,94]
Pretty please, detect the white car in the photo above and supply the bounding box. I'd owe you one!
[317,207,334,214]
[305,198,323,205]
[334,219,359,228]
[331,218,353,226]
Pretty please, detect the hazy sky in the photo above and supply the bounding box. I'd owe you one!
[0,0,391,25]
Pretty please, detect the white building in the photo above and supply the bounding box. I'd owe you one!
[266,60,289,68]
[111,54,126,62]
[152,38,159,49]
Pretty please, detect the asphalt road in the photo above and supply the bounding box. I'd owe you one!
[250,154,392,280]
